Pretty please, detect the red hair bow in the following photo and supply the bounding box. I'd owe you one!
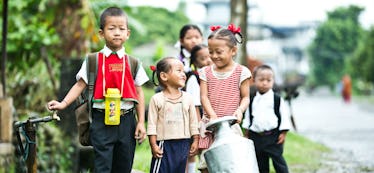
[227,23,241,33]
[150,65,156,72]
[210,25,221,32]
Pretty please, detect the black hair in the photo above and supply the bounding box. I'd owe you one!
[208,27,243,48]
[253,64,273,79]
[99,7,128,30]
[151,57,175,87]
[179,24,203,59]
[190,44,208,69]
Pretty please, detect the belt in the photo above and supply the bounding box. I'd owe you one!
[94,108,134,116]
[251,128,278,136]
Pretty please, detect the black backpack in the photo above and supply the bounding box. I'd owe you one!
[248,92,281,129]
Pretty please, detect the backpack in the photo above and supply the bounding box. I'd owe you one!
[247,92,281,129]
[74,52,139,146]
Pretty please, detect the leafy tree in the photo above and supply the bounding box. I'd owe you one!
[1,0,97,112]
[126,6,189,47]
[349,27,374,84]
[308,5,363,87]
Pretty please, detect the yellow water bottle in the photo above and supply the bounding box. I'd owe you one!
[104,88,121,125]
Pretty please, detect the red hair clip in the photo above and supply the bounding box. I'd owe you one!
[210,25,221,32]
[227,23,241,34]
[150,65,156,72]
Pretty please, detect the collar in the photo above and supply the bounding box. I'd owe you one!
[256,89,274,98]
[101,45,126,59]
[182,48,191,59]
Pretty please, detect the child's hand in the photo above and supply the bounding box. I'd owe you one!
[189,140,199,156]
[277,131,287,144]
[151,145,163,159]
[47,100,67,111]
[135,123,146,144]
[233,108,243,124]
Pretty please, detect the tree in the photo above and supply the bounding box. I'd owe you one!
[349,27,374,84]
[230,0,248,65]
[308,5,363,87]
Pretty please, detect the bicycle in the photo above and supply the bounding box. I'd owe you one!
[13,111,60,173]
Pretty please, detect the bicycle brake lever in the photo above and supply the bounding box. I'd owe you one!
[52,111,61,121]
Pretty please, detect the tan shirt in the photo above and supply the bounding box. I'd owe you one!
[147,92,199,141]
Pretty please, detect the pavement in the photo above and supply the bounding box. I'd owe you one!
[290,88,374,172]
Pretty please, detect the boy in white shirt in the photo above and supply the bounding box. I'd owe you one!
[242,64,291,173]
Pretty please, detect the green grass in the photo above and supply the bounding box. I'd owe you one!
[283,132,331,173]
[132,132,331,173]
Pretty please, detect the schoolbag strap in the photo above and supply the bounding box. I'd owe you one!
[128,55,139,80]
[274,93,281,129]
[248,92,256,128]
[87,52,98,122]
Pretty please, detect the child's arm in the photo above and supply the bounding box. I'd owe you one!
[200,80,217,119]
[149,135,163,158]
[189,135,199,156]
[134,86,146,143]
[47,79,86,111]
[233,78,250,123]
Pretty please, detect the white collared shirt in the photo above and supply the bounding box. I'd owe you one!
[242,90,291,132]
[76,45,149,109]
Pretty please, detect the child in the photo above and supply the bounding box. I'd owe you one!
[147,57,199,173]
[186,44,212,120]
[155,24,203,93]
[47,7,148,173]
[242,64,291,173]
[198,24,251,172]
[185,44,212,173]
[177,24,204,72]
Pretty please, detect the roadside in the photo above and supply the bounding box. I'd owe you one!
[291,87,374,173]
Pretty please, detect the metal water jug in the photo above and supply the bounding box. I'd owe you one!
[204,116,259,173]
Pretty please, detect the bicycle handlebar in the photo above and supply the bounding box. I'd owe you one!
[14,111,61,129]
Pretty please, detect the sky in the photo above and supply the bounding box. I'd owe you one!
[128,0,374,28]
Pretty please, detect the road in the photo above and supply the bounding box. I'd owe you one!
[290,88,374,172]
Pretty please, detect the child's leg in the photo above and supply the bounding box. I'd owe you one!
[197,149,209,173]
[268,143,289,173]
[112,112,137,173]
[90,109,117,172]
[256,151,270,173]
[187,156,196,173]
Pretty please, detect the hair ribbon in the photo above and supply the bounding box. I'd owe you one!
[227,23,241,34]
[150,65,156,72]
[210,25,221,31]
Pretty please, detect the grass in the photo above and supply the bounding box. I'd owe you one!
[283,132,331,173]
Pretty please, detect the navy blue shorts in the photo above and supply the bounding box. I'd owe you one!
[150,139,191,173]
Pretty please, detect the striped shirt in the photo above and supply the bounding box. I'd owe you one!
[198,63,251,149]
[200,63,251,117]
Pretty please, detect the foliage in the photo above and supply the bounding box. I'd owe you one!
[126,6,189,47]
[349,27,374,85]
[35,120,74,171]
[307,5,364,88]
[7,59,58,112]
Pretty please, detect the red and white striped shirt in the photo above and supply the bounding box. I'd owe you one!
[200,63,251,117]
